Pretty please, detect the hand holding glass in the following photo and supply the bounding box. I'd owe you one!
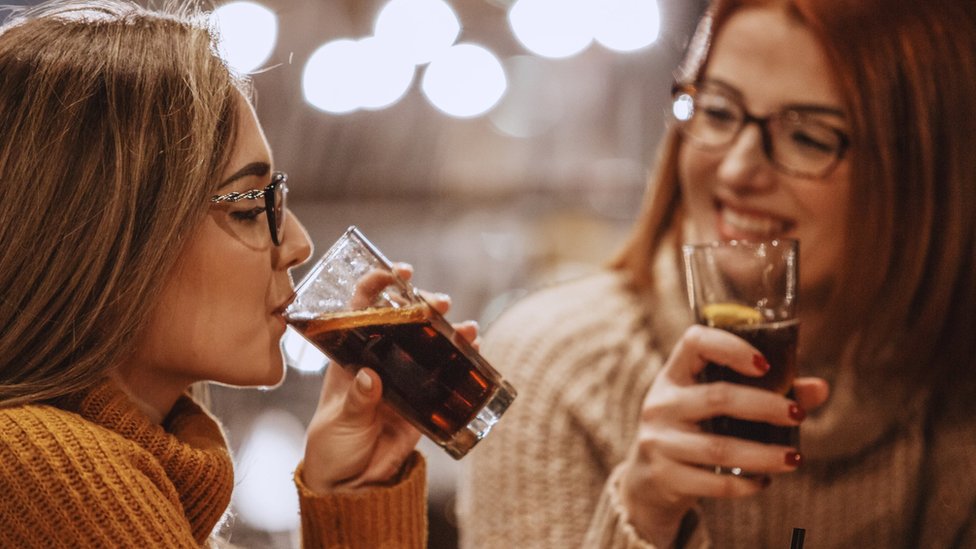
[285,226,516,459]
[683,239,799,474]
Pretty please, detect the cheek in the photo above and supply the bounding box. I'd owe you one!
[138,226,280,384]
[678,146,718,227]
[186,253,278,380]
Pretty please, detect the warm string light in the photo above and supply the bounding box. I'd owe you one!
[211,0,663,119]
[303,0,506,118]
[210,1,279,74]
[509,0,661,58]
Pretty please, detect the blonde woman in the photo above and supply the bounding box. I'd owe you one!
[0,2,475,546]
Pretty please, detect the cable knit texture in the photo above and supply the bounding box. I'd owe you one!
[0,378,427,548]
[296,454,427,549]
[457,252,976,548]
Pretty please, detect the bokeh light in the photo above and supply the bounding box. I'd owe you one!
[374,0,461,65]
[508,0,593,59]
[282,326,328,373]
[592,0,661,52]
[422,43,507,118]
[672,91,694,122]
[210,1,278,74]
[355,37,416,111]
[489,55,565,138]
[232,409,305,532]
[303,39,362,114]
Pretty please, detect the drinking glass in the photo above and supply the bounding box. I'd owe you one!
[682,239,799,475]
[285,226,517,459]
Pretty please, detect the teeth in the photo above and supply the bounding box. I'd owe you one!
[722,207,784,236]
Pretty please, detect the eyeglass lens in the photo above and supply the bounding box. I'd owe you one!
[673,85,845,178]
[268,173,287,246]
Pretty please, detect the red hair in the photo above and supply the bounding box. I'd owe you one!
[613,0,976,391]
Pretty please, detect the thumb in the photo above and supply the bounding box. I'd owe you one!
[340,368,383,426]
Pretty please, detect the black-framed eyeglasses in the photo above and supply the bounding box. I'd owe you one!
[670,81,850,179]
[210,171,288,246]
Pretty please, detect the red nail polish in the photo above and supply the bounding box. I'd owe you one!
[753,354,770,373]
[785,451,802,467]
[788,404,806,422]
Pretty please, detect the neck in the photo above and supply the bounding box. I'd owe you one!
[109,367,188,424]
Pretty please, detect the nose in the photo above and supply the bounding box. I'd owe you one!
[275,209,313,270]
[715,123,776,192]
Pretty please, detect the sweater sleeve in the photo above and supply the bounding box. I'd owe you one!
[456,273,680,548]
[584,464,711,549]
[294,451,427,549]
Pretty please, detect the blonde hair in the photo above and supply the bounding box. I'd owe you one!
[0,0,249,406]
[612,0,976,391]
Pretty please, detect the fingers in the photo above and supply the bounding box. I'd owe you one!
[647,429,799,475]
[657,382,805,427]
[793,377,830,411]
[663,460,769,499]
[349,269,398,309]
[452,320,480,349]
[317,361,354,409]
[666,325,768,385]
[338,369,383,427]
[420,290,452,315]
[318,367,383,431]
[393,262,413,282]
[343,409,422,488]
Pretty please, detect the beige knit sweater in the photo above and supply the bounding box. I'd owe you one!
[457,262,976,548]
[0,379,427,548]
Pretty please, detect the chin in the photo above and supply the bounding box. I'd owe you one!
[261,365,287,389]
[222,351,286,389]
[254,354,287,389]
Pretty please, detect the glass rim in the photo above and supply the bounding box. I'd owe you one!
[682,238,798,253]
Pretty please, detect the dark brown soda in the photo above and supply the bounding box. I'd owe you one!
[699,319,799,446]
[287,304,496,442]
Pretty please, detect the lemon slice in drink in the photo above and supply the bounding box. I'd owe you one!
[702,303,762,327]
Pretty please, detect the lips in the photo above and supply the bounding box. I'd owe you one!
[272,292,297,317]
[716,201,793,240]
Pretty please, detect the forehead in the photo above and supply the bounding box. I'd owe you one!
[705,5,842,111]
[221,96,272,184]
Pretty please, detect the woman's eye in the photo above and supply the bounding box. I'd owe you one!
[790,130,836,154]
[230,206,266,222]
[703,106,736,122]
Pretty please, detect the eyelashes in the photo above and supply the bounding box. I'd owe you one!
[230,206,266,222]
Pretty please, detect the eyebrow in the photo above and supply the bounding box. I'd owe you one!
[704,78,846,119]
[218,161,271,189]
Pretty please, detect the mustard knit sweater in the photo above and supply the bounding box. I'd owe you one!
[0,379,426,548]
[457,267,976,548]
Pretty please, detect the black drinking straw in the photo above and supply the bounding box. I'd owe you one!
[790,528,806,549]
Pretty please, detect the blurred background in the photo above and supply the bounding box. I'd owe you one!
[5,0,706,546]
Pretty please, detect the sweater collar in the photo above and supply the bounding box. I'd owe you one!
[59,379,234,543]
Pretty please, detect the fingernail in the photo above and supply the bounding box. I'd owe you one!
[435,292,451,303]
[789,404,807,421]
[788,403,806,422]
[753,354,770,373]
[355,370,373,393]
[785,451,802,467]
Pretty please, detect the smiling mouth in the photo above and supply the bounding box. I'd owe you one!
[717,202,793,239]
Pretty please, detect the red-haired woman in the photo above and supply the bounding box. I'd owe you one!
[459,1,976,547]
